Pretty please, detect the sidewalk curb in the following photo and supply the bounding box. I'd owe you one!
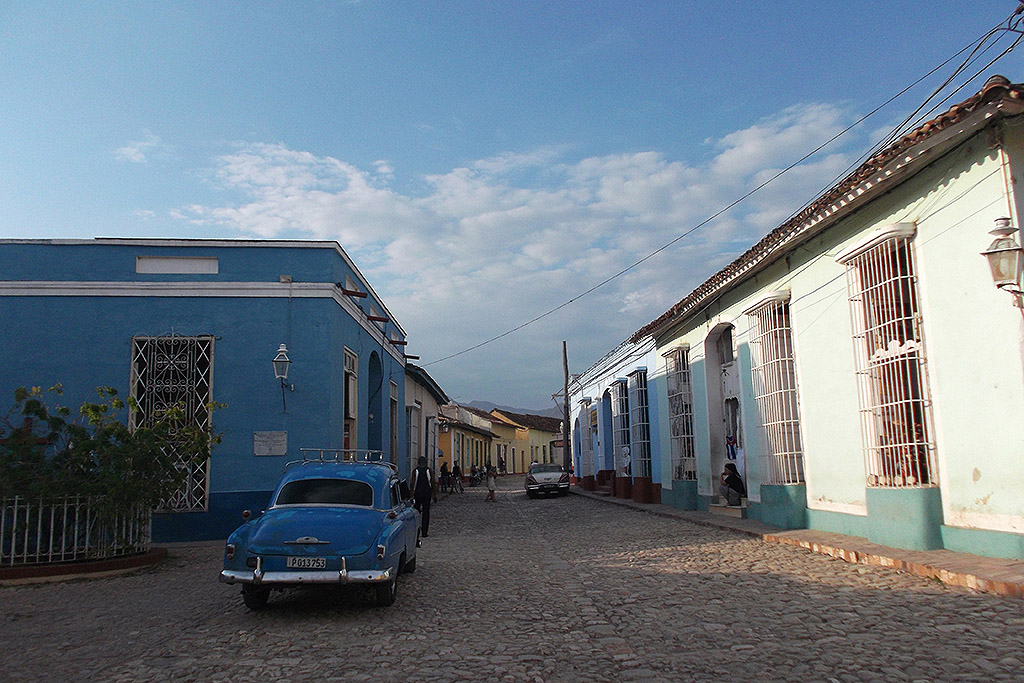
[0,548,168,586]
[571,488,1024,600]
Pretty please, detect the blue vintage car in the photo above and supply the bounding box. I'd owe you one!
[219,452,419,609]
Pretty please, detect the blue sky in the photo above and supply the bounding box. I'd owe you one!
[3,2,1022,409]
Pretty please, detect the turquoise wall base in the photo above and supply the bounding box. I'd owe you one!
[757,484,807,530]
[663,480,699,510]
[941,524,1024,560]
[806,508,869,538]
[866,487,943,550]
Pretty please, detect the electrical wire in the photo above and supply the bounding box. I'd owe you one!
[422,7,1024,369]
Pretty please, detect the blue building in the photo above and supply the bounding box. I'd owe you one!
[0,238,410,541]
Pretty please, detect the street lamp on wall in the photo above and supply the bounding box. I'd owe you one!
[982,217,1024,306]
[273,343,293,412]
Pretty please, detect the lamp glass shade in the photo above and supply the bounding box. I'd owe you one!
[983,237,1024,288]
[273,344,291,380]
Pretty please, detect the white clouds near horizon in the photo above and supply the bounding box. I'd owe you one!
[174,102,861,405]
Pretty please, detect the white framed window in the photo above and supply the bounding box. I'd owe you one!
[611,380,631,475]
[130,335,213,511]
[627,369,651,478]
[746,296,805,485]
[344,349,358,450]
[406,403,420,468]
[838,225,936,488]
[664,347,697,481]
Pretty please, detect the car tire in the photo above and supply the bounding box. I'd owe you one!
[242,587,270,610]
[375,576,397,607]
[403,556,416,573]
[526,491,536,499]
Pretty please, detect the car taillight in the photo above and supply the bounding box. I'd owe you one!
[225,543,235,560]
[559,473,569,483]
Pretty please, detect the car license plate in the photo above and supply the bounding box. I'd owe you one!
[286,556,326,569]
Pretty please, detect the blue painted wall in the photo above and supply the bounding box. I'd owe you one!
[0,241,407,542]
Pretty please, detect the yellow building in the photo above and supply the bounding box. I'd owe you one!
[489,410,563,474]
[437,404,495,478]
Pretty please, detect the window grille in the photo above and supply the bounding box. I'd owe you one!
[130,336,213,511]
[840,231,937,488]
[664,349,697,481]
[627,370,651,478]
[610,380,631,475]
[579,400,594,476]
[747,298,805,484]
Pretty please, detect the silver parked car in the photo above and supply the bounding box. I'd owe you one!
[524,463,570,498]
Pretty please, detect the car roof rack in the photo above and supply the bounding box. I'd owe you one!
[288,448,398,472]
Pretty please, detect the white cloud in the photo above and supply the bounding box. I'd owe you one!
[177,103,862,407]
[113,131,168,163]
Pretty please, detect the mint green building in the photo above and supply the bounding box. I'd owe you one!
[581,76,1024,560]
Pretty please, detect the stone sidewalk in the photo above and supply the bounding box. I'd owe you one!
[570,487,1024,600]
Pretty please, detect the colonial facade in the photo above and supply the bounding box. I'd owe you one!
[0,239,410,541]
[405,363,449,475]
[570,76,1024,560]
[437,404,495,475]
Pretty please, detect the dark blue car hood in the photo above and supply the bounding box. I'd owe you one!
[244,506,385,556]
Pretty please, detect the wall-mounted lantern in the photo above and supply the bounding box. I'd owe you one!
[981,217,1024,303]
[273,343,293,411]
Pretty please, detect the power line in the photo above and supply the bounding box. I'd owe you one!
[422,8,1023,368]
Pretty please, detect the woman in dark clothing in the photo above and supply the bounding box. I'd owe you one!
[719,462,746,506]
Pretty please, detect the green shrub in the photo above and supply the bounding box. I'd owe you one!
[0,385,223,511]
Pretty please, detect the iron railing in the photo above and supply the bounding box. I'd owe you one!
[1,496,151,567]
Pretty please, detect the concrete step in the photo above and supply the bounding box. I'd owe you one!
[595,485,614,497]
[709,503,747,518]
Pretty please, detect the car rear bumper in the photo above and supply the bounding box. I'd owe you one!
[220,561,393,586]
[525,482,570,493]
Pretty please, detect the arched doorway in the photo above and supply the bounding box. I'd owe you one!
[367,352,383,454]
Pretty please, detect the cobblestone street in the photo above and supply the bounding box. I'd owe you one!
[3,477,1023,682]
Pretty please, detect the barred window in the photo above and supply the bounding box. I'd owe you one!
[664,348,696,481]
[747,297,805,484]
[610,380,631,475]
[627,369,651,478]
[130,336,213,511]
[406,404,421,467]
[838,226,936,488]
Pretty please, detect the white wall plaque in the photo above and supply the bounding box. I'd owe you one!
[253,431,287,456]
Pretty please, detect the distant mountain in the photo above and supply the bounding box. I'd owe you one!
[466,400,563,419]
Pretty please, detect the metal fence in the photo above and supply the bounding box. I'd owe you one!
[1,496,151,567]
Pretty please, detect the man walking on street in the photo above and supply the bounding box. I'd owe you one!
[411,456,438,537]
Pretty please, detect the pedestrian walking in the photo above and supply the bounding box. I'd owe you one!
[440,461,450,493]
[485,463,497,502]
[411,456,438,537]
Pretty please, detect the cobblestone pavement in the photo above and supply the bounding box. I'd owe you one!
[3,477,1023,682]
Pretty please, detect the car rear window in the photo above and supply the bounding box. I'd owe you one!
[529,464,563,474]
[275,479,374,506]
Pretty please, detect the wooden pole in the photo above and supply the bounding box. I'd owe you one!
[562,340,571,474]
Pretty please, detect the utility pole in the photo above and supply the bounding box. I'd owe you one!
[562,340,571,474]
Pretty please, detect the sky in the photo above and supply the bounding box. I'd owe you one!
[3,2,1023,410]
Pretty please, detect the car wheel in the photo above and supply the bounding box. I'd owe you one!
[526,491,536,499]
[403,556,416,573]
[242,586,270,610]
[375,576,397,607]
